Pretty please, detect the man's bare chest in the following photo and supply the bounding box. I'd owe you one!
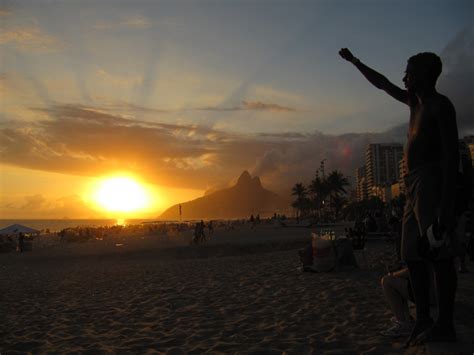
[408,105,438,139]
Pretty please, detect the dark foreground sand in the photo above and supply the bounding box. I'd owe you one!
[1,225,473,354]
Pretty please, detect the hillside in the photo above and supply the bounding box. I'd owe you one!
[159,171,288,220]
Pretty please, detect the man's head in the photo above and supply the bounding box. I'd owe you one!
[403,52,442,93]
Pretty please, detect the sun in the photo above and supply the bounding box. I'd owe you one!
[94,177,150,213]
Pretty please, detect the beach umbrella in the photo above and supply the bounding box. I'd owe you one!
[0,224,40,236]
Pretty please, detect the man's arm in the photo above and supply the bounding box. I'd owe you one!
[339,48,411,105]
[392,267,409,278]
[437,97,459,232]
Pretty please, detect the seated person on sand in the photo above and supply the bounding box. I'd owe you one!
[380,267,435,337]
[380,268,413,337]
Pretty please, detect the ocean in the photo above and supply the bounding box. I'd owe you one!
[0,219,158,232]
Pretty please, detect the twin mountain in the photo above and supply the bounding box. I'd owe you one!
[159,171,287,220]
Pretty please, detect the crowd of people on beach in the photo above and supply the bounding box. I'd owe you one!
[0,214,288,250]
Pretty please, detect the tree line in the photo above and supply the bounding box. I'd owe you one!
[291,169,350,222]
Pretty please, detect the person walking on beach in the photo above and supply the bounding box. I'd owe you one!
[339,48,459,345]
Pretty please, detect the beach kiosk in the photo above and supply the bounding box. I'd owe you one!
[0,224,40,252]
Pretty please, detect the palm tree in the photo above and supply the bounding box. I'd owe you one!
[291,183,308,221]
[326,170,350,222]
[326,170,350,196]
[309,174,329,220]
[330,194,348,221]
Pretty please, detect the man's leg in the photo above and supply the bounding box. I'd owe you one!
[381,274,410,322]
[401,200,433,345]
[406,260,432,322]
[411,170,457,343]
[419,258,457,342]
[402,202,432,322]
[434,258,457,330]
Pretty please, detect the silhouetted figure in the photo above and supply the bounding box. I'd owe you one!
[208,220,214,239]
[340,48,459,345]
[18,233,25,252]
[250,214,256,229]
[193,222,205,245]
[364,212,376,233]
[199,220,206,242]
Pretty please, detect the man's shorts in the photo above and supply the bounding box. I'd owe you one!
[401,164,442,262]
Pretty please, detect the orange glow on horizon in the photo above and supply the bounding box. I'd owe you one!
[0,165,206,219]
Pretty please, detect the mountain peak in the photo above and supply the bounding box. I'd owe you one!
[236,170,252,186]
[159,169,286,219]
[251,176,262,188]
[235,170,264,190]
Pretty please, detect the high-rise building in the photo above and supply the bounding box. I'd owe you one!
[365,143,404,198]
[355,166,368,201]
[398,157,407,195]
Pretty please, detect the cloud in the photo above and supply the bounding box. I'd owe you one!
[0,102,406,197]
[21,194,47,210]
[102,102,170,114]
[250,130,404,193]
[0,8,11,16]
[257,132,307,140]
[0,73,8,93]
[96,69,143,88]
[242,100,297,112]
[93,15,152,30]
[121,16,152,29]
[439,27,474,134]
[0,27,59,52]
[1,193,99,219]
[197,100,298,112]
[249,86,305,105]
[0,103,247,189]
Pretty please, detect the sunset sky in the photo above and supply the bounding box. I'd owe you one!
[0,0,473,218]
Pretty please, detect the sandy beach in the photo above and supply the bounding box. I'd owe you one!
[1,224,473,354]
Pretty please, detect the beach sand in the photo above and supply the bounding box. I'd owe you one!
[1,224,473,354]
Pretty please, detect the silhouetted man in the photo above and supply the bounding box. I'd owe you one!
[18,233,25,252]
[339,48,459,345]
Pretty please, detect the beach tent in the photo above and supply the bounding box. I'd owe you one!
[0,224,40,236]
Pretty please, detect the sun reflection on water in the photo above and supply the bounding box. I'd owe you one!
[116,218,125,225]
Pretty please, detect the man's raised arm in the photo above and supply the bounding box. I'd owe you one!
[339,48,410,105]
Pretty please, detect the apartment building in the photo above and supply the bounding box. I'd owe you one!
[365,143,404,198]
